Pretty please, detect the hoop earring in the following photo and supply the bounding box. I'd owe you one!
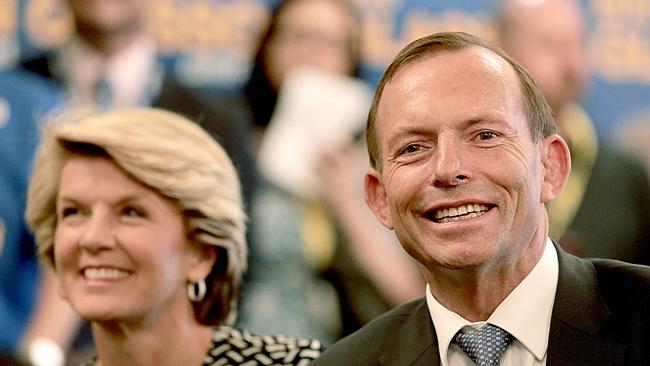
[187,279,206,302]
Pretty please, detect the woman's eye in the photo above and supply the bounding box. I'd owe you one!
[60,207,80,218]
[121,207,144,218]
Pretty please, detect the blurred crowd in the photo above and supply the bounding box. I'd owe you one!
[1,0,648,365]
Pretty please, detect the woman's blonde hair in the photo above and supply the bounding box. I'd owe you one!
[25,107,247,325]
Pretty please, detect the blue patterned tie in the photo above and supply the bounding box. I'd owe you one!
[94,76,113,111]
[453,324,513,366]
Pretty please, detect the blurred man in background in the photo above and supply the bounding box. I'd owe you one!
[496,0,650,262]
[21,0,252,175]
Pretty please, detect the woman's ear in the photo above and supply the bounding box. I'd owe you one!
[540,134,572,203]
[187,242,218,282]
[364,169,393,230]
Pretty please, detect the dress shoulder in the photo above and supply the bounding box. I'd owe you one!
[203,326,324,366]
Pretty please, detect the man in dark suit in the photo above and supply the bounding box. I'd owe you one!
[19,0,253,196]
[312,31,650,365]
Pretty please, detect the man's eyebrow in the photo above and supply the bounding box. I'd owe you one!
[459,115,509,130]
[384,114,509,148]
[386,126,435,148]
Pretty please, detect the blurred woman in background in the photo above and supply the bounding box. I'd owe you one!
[238,0,423,343]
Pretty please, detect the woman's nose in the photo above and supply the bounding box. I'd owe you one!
[79,211,116,252]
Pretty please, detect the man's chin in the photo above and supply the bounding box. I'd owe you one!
[425,248,497,272]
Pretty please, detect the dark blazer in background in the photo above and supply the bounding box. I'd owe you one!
[19,55,256,206]
[312,245,650,366]
[560,143,650,264]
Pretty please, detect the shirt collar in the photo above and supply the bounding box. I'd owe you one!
[57,35,159,108]
[426,238,558,364]
[57,37,104,105]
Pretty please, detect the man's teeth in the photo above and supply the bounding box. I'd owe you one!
[84,267,128,280]
[434,203,489,222]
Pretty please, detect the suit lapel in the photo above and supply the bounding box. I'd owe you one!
[378,300,441,366]
[373,245,628,366]
[547,245,626,366]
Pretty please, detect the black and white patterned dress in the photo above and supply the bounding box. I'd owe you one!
[80,326,324,366]
[203,326,323,366]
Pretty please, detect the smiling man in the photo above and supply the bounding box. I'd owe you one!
[311,32,650,366]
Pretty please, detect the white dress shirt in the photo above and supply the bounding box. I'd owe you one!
[426,238,559,366]
[56,35,160,108]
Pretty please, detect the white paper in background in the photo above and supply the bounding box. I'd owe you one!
[257,67,373,200]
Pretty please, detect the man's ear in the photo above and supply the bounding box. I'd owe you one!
[364,169,393,230]
[540,134,572,203]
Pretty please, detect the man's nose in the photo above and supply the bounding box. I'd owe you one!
[431,134,469,187]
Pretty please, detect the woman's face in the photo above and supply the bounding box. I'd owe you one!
[265,0,357,90]
[54,154,212,324]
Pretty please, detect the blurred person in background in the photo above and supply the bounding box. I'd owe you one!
[615,111,650,178]
[24,108,323,366]
[496,0,650,262]
[17,1,255,363]
[0,69,61,365]
[237,0,423,343]
[19,0,254,202]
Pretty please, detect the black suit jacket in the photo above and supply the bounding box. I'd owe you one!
[312,246,650,365]
[20,55,255,205]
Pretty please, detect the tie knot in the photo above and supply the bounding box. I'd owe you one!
[453,324,513,366]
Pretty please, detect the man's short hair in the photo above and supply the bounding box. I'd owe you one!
[366,31,556,170]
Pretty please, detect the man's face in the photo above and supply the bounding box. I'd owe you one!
[67,0,149,35]
[501,0,588,111]
[365,47,552,272]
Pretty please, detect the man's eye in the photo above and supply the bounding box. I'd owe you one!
[478,131,497,140]
[401,144,423,154]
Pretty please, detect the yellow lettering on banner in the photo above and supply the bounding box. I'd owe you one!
[24,0,72,49]
[360,8,492,70]
[150,1,179,52]
[590,0,650,83]
[0,0,17,36]
[403,10,493,46]
[360,14,401,69]
[592,0,650,21]
[227,1,268,53]
[348,0,406,68]
[152,0,267,54]
[350,0,405,13]
[590,31,650,82]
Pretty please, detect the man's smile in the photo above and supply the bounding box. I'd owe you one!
[427,203,493,223]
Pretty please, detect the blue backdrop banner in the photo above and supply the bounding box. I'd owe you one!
[3,0,648,137]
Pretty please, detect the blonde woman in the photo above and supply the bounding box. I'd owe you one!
[26,108,322,366]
